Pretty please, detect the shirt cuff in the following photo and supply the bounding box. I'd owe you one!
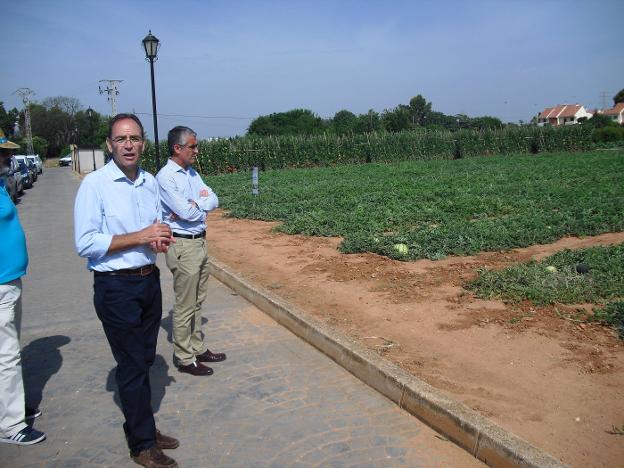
[90,234,114,259]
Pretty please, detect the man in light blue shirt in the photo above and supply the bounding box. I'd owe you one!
[156,126,224,377]
[0,131,46,446]
[74,114,179,468]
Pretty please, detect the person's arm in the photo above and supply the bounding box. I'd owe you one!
[108,222,173,254]
[74,178,173,258]
[74,178,112,259]
[157,170,205,222]
[195,182,219,212]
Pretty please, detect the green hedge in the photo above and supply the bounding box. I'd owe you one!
[140,125,594,175]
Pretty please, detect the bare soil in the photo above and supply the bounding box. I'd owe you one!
[207,209,624,468]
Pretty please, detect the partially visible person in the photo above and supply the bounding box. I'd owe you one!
[0,129,46,446]
[74,114,178,468]
[156,126,224,377]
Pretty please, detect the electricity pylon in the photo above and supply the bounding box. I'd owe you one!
[99,79,123,115]
[14,88,35,155]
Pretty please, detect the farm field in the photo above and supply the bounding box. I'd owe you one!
[205,150,624,466]
[210,151,624,260]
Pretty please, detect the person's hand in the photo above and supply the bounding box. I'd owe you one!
[140,221,175,247]
[150,239,171,253]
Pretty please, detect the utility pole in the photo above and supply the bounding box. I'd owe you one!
[14,88,35,155]
[98,79,123,115]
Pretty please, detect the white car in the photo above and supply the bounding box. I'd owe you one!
[27,154,43,174]
[59,154,72,167]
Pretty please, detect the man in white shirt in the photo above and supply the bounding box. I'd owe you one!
[156,126,224,377]
[74,114,179,468]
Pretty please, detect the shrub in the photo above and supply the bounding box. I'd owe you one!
[592,126,624,143]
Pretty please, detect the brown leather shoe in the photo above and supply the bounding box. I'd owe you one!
[196,349,226,363]
[177,361,213,376]
[132,446,178,468]
[156,430,179,450]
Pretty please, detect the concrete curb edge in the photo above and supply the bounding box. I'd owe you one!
[208,258,568,468]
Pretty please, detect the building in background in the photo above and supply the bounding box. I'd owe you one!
[537,104,593,126]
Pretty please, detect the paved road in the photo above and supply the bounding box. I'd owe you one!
[1,167,482,467]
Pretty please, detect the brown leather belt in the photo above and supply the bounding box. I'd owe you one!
[93,264,156,277]
[172,231,206,240]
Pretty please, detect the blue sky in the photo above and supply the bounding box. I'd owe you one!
[1,0,622,138]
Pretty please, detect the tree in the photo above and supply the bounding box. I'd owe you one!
[75,109,106,148]
[41,96,82,116]
[0,102,20,137]
[471,116,504,130]
[331,110,358,135]
[613,88,624,105]
[248,109,325,136]
[584,112,617,129]
[354,109,382,133]
[408,94,432,127]
[381,105,411,132]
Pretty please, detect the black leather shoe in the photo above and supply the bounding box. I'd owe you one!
[196,349,226,363]
[177,362,213,376]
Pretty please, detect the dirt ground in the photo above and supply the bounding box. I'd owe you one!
[206,209,624,468]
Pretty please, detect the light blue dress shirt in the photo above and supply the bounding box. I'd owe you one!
[74,160,162,272]
[156,158,218,235]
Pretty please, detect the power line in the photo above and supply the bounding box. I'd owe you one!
[134,112,253,120]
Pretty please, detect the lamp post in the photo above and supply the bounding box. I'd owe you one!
[86,107,96,171]
[142,30,161,171]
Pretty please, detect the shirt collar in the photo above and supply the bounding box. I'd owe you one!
[105,158,146,185]
[166,158,187,174]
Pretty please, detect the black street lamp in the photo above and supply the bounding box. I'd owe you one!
[86,107,96,171]
[142,30,161,171]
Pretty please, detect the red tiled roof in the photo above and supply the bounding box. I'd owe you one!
[558,105,583,118]
[604,103,624,116]
[538,104,584,119]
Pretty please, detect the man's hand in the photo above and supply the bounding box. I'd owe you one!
[139,221,174,245]
[150,240,171,253]
[107,221,175,255]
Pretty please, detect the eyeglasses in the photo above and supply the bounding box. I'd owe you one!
[177,143,198,150]
[110,135,144,144]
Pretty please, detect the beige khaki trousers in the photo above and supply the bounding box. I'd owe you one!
[165,237,210,366]
[0,278,27,437]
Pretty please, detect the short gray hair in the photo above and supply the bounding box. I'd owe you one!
[167,126,197,155]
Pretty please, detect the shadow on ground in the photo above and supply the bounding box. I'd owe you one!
[160,309,208,345]
[105,354,175,413]
[21,335,71,409]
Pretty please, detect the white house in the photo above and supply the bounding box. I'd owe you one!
[537,104,593,126]
[603,103,624,125]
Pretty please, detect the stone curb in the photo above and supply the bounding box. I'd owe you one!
[208,258,568,468]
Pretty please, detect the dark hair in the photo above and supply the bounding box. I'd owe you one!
[108,113,145,138]
[167,126,197,155]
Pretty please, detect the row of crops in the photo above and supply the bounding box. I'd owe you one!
[141,125,593,175]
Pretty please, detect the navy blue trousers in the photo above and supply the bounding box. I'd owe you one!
[93,267,161,455]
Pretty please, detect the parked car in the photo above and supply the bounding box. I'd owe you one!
[15,155,37,183]
[11,157,23,198]
[18,160,33,189]
[1,156,21,202]
[27,154,43,174]
[27,159,38,182]
[59,153,72,167]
